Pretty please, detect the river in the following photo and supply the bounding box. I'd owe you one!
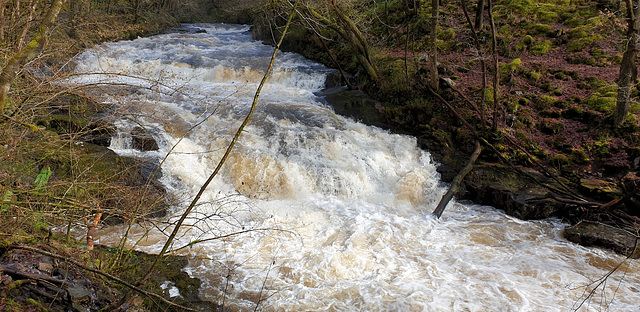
[67,24,639,311]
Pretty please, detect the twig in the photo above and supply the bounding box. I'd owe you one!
[137,0,301,286]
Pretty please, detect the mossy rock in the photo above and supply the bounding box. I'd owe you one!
[537,95,559,108]
[526,70,543,81]
[568,26,590,39]
[527,24,553,36]
[541,118,564,134]
[537,10,559,24]
[438,28,456,41]
[579,179,623,201]
[567,34,603,52]
[530,40,553,56]
[549,154,570,167]
[564,17,584,28]
[585,94,616,113]
[570,148,590,163]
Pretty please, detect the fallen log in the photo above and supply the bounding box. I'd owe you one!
[432,141,481,218]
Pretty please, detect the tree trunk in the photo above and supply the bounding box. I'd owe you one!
[0,0,6,41]
[0,0,63,115]
[430,0,439,91]
[460,0,487,125]
[488,0,499,131]
[615,0,640,126]
[474,0,484,31]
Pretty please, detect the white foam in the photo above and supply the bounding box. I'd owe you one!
[69,24,640,312]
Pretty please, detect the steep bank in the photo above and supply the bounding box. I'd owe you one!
[0,3,226,311]
[247,1,640,258]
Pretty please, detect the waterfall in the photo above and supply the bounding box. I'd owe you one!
[66,24,639,312]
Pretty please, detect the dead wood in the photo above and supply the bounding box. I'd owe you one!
[433,141,481,218]
[9,244,196,311]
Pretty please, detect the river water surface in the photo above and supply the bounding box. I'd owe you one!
[67,24,639,311]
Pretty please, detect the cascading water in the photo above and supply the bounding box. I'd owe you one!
[66,24,639,311]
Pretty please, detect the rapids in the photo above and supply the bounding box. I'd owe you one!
[67,24,639,311]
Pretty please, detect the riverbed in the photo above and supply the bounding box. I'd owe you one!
[67,24,639,311]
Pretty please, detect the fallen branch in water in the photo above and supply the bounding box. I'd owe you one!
[432,141,481,218]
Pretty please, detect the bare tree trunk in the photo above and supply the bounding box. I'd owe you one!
[615,0,640,126]
[460,0,487,125]
[0,0,63,115]
[306,1,378,81]
[488,0,499,131]
[0,0,6,41]
[474,0,484,31]
[430,0,439,91]
[134,0,141,23]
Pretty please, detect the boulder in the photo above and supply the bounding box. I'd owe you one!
[564,221,640,258]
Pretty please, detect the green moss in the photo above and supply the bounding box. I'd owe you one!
[537,95,559,108]
[584,77,607,89]
[568,26,590,39]
[590,49,604,57]
[527,24,553,36]
[436,39,456,51]
[484,87,498,104]
[591,140,610,158]
[527,70,543,81]
[598,85,617,93]
[564,17,584,28]
[507,58,522,71]
[550,154,571,168]
[499,25,512,36]
[507,0,536,15]
[610,54,623,65]
[537,11,559,24]
[438,28,456,41]
[523,35,534,46]
[567,34,603,52]
[530,40,553,56]
[585,94,617,112]
[570,148,590,164]
[586,16,604,26]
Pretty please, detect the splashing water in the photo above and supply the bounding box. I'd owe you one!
[66,24,639,311]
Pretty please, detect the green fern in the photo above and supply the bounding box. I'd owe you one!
[33,167,51,193]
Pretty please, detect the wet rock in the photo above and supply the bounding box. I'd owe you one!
[324,71,355,89]
[166,26,207,34]
[68,285,92,303]
[131,127,159,151]
[322,89,388,129]
[37,262,53,275]
[579,179,623,201]
[564,221,640,258]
